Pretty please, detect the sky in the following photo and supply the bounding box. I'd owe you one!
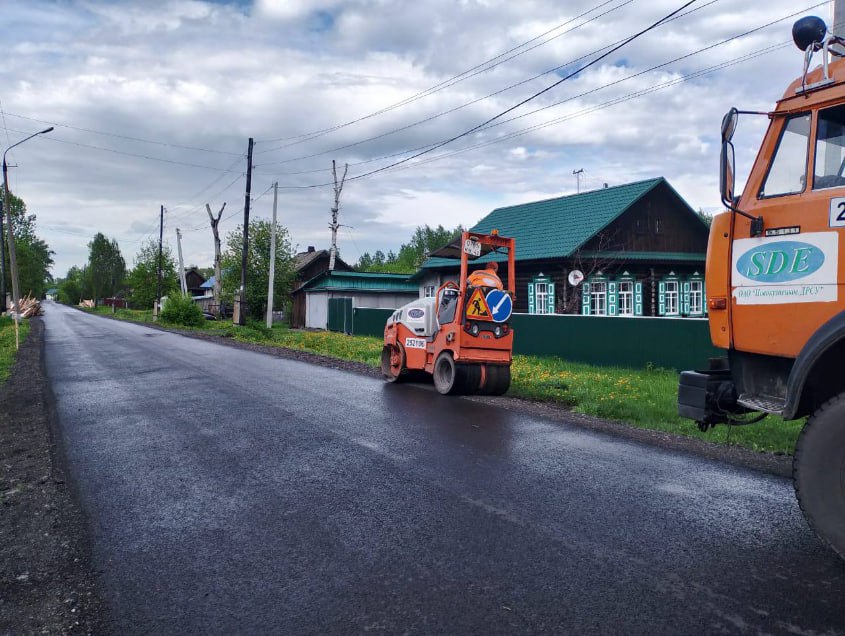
[0,0,836,277]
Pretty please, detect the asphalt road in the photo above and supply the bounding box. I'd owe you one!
[43,302,845,634]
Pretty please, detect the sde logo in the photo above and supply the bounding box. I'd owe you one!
[736,241,825,282]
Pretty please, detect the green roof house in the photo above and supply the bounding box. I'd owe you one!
[417,177,709,318]
[291,271,418,330]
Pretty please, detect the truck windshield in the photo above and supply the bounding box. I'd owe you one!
[760,113,811,198]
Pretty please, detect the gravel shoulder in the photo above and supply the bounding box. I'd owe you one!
[0,318,101,635]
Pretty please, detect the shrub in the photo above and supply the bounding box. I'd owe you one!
[160,294,204,327]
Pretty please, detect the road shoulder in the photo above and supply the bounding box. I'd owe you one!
[0,318,102,634]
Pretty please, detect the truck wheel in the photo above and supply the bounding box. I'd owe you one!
[793,394,845,560]
[434,352,461,395]
[381,344,407,383]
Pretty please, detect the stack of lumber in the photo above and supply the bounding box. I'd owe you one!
[79,299,95,309]
[14,294,43,318]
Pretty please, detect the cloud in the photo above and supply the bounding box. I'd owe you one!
[0,0,819,275]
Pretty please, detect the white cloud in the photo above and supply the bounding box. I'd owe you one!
[0,0,823,275]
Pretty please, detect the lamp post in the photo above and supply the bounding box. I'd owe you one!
[2,127,53,346]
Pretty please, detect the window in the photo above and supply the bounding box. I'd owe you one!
[590,281,607,316]
[689,279,703,315]
[535,281,548,314]
[528,276,555,314]
[760,113,811,197]
[423,285,435,298]
[664,280,679,316]
[814,105,845,189]
[654,217,663,234]
[618,280,634,316]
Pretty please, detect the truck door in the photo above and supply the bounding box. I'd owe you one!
[731,107,845,358]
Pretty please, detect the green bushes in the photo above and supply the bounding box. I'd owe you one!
[160,294,204,327]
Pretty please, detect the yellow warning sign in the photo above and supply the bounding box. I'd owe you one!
[466,288,493,321]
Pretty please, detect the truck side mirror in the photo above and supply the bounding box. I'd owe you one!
[720,139,735,206]
[721,107,738,143]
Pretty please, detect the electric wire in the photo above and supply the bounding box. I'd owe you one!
[256,0,825,189]
[255,0,630,149]
[0,125,243,173]
[254,0,701,190]
[254,0,722,168]
[3,111,244,156]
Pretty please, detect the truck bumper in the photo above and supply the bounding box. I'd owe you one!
[678,369,737,425]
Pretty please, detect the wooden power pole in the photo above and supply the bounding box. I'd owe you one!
[206,202,225,317]
[237,137,254,325]
[329,160,348,271]
[176,228,187,295]
[155,204,164,319]
[266,182,278,330]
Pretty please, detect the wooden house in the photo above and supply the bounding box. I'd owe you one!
[416,177,709,317]
[289,246,354,327]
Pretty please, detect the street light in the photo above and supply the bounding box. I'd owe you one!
[2,126,53,319]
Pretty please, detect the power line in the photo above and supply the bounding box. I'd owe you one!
[1,125,243,173]
[254,0,722,168]
[255,0,630,150]
[258,1,700,190]
[2,111,243,156]
[375,42,792,177]
[257,0,824,189]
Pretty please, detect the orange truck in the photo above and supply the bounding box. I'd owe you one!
[678,16,845,559]
[382,231,515,395]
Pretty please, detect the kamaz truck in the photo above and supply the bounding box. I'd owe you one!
[678,16,845,559]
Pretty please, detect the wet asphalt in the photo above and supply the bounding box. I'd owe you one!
[42,302,845,634]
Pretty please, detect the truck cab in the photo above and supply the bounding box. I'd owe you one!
[678,16,845,560]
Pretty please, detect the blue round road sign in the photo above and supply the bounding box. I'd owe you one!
[485,290,512,323]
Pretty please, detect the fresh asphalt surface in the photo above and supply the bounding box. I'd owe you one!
[43,302,845,634]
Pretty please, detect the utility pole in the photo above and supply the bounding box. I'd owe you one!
[266,181,278,330]
[237,137,254,325]
[2,126,52,347]
[156,204,164,318]
[0,197,6,313]
[206,202,225,317]
[329,159,348,271]
[573,168,584,194]
[176,228,187,295]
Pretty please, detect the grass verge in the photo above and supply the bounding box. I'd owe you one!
[80,306,800,455]
[0,317,29,383]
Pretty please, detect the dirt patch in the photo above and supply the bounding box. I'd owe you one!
[0,318,101,635]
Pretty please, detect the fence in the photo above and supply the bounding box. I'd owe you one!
[332,307,720,370]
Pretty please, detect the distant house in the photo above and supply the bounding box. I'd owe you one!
[290,246,354,328]
[416,177,709,318]
[291,271,418,330]
[184,268,207,297]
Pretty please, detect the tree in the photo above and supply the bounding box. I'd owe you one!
[0,190,54,299]
[356,224,463,273]
[696,208,713,227]
[86,233,126,305]
[57,265,87,305]
[221,220,296,318]
[127,239,178,309]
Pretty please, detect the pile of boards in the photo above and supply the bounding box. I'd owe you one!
[79,299,95,309]
[13,294,43,318]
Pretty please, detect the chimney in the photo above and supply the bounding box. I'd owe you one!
[603,183,608,188]
[307,246,315,252]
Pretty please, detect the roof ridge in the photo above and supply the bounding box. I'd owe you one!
[489,176,664,213]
